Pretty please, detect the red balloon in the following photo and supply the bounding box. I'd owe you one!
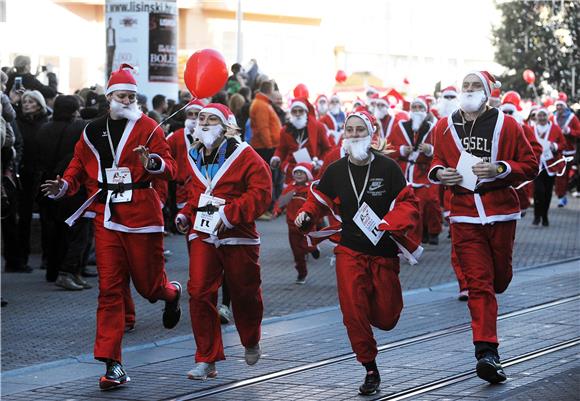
[403,77,410,85]
[184,49,228,99]
[293,83,309,99]
[558,92,568,102]
[543,98,554,107]
[522,69,535,85]
[335,70,347,83]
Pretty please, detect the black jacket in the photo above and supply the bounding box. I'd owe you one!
[7,72,57,99]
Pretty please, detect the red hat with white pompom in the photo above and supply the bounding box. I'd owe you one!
[292,162,314,181]
[185,99,205,112]
[345,110,377,135]
[200,103,239,129]
[467,70,501,98]
[441,86,458,97]
[106,63,138,95]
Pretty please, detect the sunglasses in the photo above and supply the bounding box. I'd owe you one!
[443,95,456,100]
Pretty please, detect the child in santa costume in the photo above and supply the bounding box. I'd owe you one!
[295,110,422,396]
[270,98,331,182]
[429,71,537,384]
[553,99,580,207]
[374,95,406,140]
[273,162,320,284]
[174,103,272,381]
[389,97,442,245]
[41,64,182,390]
[532,108,566,226]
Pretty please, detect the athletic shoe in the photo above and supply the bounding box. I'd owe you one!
[311,246,321,259]
[542,216,549,227]
[55,273,84,291]
[99,361,130,390]
[428,234,439,245]
[476,352,507,383]
[245,344,261,366]
[187,362,217,380]
[163,281,182,329]
[532,217,540,226]
[218,304,233,324]
[295,275,307,285]
[557,197,567,207]
[458,290,469,301]
[359,371,381,395]
[72,274,92,289]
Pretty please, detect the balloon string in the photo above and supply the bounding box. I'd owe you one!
[515,156,573,189]
[145,98,196,146]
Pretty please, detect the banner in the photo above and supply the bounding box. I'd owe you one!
[105,0,178,106]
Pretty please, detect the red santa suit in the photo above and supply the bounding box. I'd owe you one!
[176,104,272,364]
[272,98,331,182]
[389,117,442,239]
[319,112,342,147]
[429,107,537,348]
[52,91,179,363]
[553,103,580,198]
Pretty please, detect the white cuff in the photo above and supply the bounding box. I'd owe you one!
[399,145,407,157]
[423,144,434,157]
[145,153,166,174]
[551,143,558,152]
[175,213,189,234]
[495,161,512,180]
[218,205,234,229]
[270,155,281,164]
[48,180,69,200]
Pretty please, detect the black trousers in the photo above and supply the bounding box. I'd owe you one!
[534,170,555,220]
[16,171,35,267]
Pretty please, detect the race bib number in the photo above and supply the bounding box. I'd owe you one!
[353,202,385,246]
[105,167,132,203]
[193,193,226,235]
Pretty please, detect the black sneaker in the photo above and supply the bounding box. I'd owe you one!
[542,216,549,227]
[163,281,182,329]
[532,216,540,226]
[428,234,439,245]
[476,352,507,384]
[359,371,381,395]
[311,247,321,259]
[99,361,130,390]
[421,231,429,244]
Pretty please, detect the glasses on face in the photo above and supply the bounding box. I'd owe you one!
[291,109,306,116]
[330,100,340,105]
[443,95,456,100]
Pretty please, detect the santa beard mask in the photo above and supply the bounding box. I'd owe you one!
[342,135,372,161]
[194,124,224,148]
[459,90,487,113]
[436,98,459,118]
[374,107,388,120]
[290,114,308,129]
[410,111,427,131]
[184,118,197,134]
[329,104,341,115]
[318,102,328,115]
[536,123,550,135]
[109,99,142,121]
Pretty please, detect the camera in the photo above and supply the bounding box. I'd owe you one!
[13,76,23,91]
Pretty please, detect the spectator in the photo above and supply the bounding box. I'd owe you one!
[36,96,91,287]
[211,90,228,106]
[271,91,287,125]
[237,87,252,138]
[10,89,49,272]
[6,55,57,100]
[80,90,100,120]
[148,94,167,123]
[249,80,281,163]
[228,93,246,134]
[226,63,246,95]
[136,93,148,114]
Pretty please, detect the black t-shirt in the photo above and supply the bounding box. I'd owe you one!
[401,120,431,149]
[451,108,498,162]
[316,153,406,256]
[85,114,128,170]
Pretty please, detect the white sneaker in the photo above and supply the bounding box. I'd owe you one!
[245,344,261,366]
[572,191,580,198]
[187,362,217,380]
[218,304,233,324]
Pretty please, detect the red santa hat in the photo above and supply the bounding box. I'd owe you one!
[376,95,390,107]
[467,70,501,98]
[200,103,239,128]
[554,100,567,108]
[106,63,138,95]
[185,99,205,112]
[441,86,458,97]
[329,93,341,102]
[345,110,377,135]
[411,96,429,111]
[501,91,522,111]
[292,162,314,181]
[315,94,328,104]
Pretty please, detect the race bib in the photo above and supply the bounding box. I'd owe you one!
[193,193,226,235]
[105,167,132,203]
[293,148,312,163]
[539,138,554,161]
[353,202,385,246]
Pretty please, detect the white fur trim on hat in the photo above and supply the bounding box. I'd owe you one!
[200,107,228,125]
[346,112,374,136]
[185,103,203,112]
[442,89,458,97]
[468,71,500,98]
[411,98,428,110]
[536,108,549,116]
[500,103,517,113]
[105,83,138,95]
[554,100,567,107]
[292,165,313,181]
[290,101,308,112]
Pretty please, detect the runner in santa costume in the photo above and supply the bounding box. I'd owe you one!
[532,108,566,226]
[295,110,422,396]
[553,99,580,207]
[389,96,442,245]
[273,162,320,284]
[434,86,460,119]
[319,94,345,147]
[315,94,329,118]
[374,95,405,140]
[499,92,542,214]
[174,103,272,380]
[167,99,205,210]
[41,64,182,390]
[428,71,537,384]
[270,98,331,182]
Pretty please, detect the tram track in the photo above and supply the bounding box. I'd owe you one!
[167,294,580,401]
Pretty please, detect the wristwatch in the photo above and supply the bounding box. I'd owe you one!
[496,163,506,175]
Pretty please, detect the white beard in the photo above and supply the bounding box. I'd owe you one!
[536,123,549,135]
[110,99,142,121]
[290,115,307,130]
[342,136,371,161]
[459,91,487,113]
[318,103,328,115]
[374,108,388,120]
[329,105,341,115]
[184,118,197,135]
[194,124,224,148]
[436,98,459,118]
[410,111,427,131]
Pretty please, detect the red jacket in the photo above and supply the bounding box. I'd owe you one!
[274,182,310,223]
[532,123,566,176]
[378,113,406,140]
[554,112,580,156]
[167,128,193,208]
[178,141,272,246]
[429,112,537,225]
[389,120,436,187]
[56,114,176,233]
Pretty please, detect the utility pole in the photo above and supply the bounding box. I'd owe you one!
[236,0,243,63]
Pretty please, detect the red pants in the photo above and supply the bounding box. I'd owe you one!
[288,224,313,277]
[188,239,263,363]
[124,287,136,327]
[93,219,177,363]
[335,245,403,364]
[451,221,516,344]
[516,184,533,211]
[414,185,443,237]
[555,164,571,198]
[450,244,468,291]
